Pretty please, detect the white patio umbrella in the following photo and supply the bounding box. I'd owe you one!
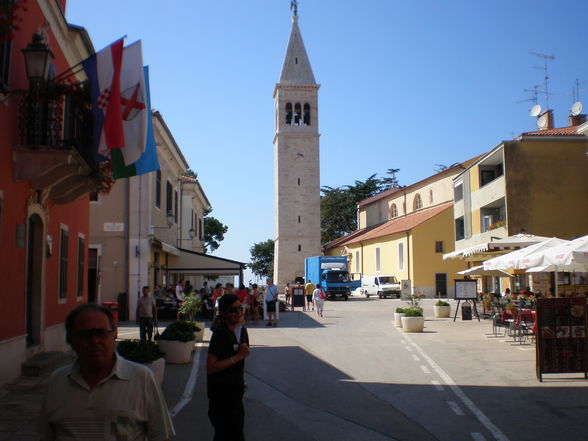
[523,236,588,296]
[483,237,569,271]
[522,235,588,270]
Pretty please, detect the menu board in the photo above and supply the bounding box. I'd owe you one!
[454,280,478,299]
[536,298,588,381]
[291,286,305,308]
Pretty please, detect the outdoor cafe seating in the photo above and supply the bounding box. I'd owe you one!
[491,299,536,344]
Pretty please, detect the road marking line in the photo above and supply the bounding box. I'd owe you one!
[431,380,444,391]
[406,345,413,352]
[412,354,420,362]
[398,331,511,441]
[447,400,465,415]
[471,433,487,441]
[420,365,431,374]
[171,347,200,418]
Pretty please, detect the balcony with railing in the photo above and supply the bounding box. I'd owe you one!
[13,82,105,204]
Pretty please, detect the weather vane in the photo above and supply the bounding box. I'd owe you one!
[291,0,298,17]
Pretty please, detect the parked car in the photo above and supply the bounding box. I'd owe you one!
[361,275,401,298]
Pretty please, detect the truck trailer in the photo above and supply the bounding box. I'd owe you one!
[304,256,361,300]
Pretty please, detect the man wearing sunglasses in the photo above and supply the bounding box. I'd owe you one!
[39,303,174,440]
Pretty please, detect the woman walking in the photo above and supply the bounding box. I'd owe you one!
[207,293,250,441]
[313,283,326,317]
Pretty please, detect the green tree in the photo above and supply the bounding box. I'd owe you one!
[320,171,402,244]
[249,239,274,279]
[203,208,228,253]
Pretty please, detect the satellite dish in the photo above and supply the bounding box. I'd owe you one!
[537,113,549,129]
[529,104,542,117]
[571,101,583,116]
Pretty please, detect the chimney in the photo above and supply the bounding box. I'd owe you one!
[569,114,587,126]
[537,109,554,130]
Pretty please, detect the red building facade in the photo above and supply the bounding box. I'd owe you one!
[0,0,96,384]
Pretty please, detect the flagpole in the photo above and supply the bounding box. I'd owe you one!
[52,35,128,83]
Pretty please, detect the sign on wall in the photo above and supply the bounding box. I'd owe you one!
[103,222,125,232]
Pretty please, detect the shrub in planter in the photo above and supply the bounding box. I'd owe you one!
[401,307,425,332]
[404,307,423,317]
[117,340,166,384]
[117,339,165,364]
[158,321,196,364]
[395,307,407,314]
[159,321,198,342]
[434,300,451,318]
[178,295,203,321]
[394,307,406,327]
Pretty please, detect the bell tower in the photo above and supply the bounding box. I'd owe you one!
[273,7,321,286]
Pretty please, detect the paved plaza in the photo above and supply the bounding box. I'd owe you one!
[2,297,588,441]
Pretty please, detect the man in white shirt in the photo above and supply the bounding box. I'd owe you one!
[265,278,279,327]
[137,286,157,341]
[39,303,174,440]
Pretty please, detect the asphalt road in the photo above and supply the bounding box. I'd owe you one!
[144,297,588,441]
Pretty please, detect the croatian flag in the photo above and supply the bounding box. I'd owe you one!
[82,38,125,161]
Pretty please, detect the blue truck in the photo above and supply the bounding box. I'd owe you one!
[304,256,361,300]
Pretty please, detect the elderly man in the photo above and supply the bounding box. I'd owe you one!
[39,303,174,440]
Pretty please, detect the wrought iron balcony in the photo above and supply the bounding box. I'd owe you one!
[12,82,104,204]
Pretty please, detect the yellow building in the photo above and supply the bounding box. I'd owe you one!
[324,160,480,297]
[446,115,588,294]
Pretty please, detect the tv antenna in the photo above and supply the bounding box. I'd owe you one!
[529,51,555,110]
[565,78,585,103]
[517,83,541,105]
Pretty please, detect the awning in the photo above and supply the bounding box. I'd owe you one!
[457,265,514,277]
[161,241,180,256]
[167,248,246,276]
[443,234,551,261]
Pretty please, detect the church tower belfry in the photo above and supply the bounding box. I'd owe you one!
[273,7,321,286]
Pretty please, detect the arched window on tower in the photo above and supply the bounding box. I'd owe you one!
[285,103,292,125]
[413,193,422,211]
[294,103,301,125]
[303,103,311,126]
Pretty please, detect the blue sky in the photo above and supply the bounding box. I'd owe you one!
[67,1,588,282]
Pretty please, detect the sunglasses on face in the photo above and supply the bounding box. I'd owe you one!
[227,306,244,313]
[72,328,114,340]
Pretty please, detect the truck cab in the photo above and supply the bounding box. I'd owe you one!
[361,275,401,298]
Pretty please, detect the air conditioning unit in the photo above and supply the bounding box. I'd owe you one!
[482,216,493,232]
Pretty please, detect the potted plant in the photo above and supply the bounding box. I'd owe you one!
[117,340,166,384]
[394,307,406,328]
[157,321,196,364]
[434,300,451,318]
[178,295,203,321]
[186,320,205,343]
[401,306,425,332]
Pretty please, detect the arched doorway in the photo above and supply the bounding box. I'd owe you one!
[26,214,44,347]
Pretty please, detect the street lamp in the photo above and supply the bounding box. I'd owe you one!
[21,33,54,85]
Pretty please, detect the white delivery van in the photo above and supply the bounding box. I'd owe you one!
[361,275,401,298]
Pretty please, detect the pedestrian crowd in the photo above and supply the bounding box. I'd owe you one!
[40,277,328,440]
